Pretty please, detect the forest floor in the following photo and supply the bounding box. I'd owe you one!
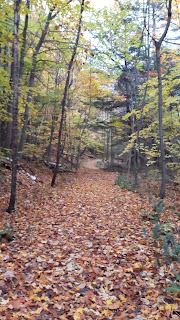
[0,160,179,320]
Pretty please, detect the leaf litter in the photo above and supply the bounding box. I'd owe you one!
[0,166,179,319]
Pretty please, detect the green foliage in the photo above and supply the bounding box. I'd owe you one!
[152,223,162,240]
[153,199,165,215]
[89,2,142,76]
[23,143,40,161]
[147,198,165,223]
[84,137,103,154]
[162,233,180,261]
[140,212,149,221]
[152,219,179,263]
[0,0,180,184]
[147,169,161,180]
[115,175,132,191]
[118,57,180,175]
[0,224,16,241]
[142,196,179,274]
[166,270,180,293]
[0,150,6,160]
[149,212,159,223]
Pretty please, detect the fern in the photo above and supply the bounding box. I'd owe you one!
[166,270,180,293]
[0,225,16,241]
[115,175,133,191]
[162,233,176,256]
[161,233,180,261]
[153,199,165,214]
[172,244,180,261]
[152,223,162,240]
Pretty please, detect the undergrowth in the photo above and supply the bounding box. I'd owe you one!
[141,197,180,294]
[0,224,16,242]
[115,175,133,191]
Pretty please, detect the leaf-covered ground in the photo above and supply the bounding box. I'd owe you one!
[0,164,179,320]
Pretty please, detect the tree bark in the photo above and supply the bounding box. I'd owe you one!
[47,114,57,163]
[7,0,21,213]
[6,0,28,152]
[155,44,166,198]
[110,126,113,165]
[134,0,151,187]
[153,0,172,198]
[18,7,56,158]
[5,53,13,151]
[75,106,91,174]
[19,0,30,81]
[51,0,85,186]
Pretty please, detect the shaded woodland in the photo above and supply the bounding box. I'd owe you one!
[0,0,180,204]
[0,1,180,319]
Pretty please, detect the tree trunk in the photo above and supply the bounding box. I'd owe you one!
[6,0,29,152]
[103,128,106,161]
[75,61,92,175]
[7,0,21,213]
[153,0,172,198]
[155,44,166,198]
[127,150,132,180]
[106,128,110,161]
[110,127,113,165]
[134,1,151,187]
[47,115,56,163]
[5,47,14,151]
[19,0,29,81]
[75,108,91,174]
[46,71,59,162]
[18,8,55,158]
[18,63,36,157]
[51,0,85,186]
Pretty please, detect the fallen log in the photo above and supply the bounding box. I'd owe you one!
[44,161,72,172]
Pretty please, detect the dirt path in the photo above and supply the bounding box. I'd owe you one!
[0,169,178,319]
[80,158,100,170]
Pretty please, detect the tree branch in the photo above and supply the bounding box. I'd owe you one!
[155,0,172,47]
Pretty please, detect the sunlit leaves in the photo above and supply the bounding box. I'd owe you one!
[88,2,143,75]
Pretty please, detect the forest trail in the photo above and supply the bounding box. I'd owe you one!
[0,168,179,319]
[80,157,100,170]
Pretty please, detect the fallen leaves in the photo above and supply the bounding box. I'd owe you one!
[0,167,179,319]
[4,269,14,278]
[8,299,23,309]
[107,300,121,310]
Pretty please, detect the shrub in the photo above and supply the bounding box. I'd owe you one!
[0,224,16,241]
[166,270,180,293]
[115,175,133,191]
